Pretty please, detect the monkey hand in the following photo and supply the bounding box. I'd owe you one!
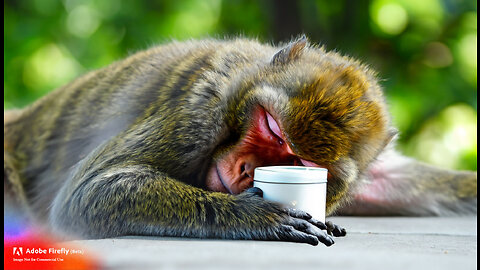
[325,220,347,237]
[243,187,346,246]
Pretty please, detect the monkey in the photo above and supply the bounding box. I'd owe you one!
[4,36,476,247]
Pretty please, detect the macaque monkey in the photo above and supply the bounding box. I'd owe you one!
[4,36,476,246]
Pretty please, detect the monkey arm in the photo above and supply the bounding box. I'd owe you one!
[49,164,337,246]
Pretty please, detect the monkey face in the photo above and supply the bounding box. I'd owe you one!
[207,106,297,194]
[206,105,331,194]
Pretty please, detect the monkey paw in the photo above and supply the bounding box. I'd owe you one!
[278,208,334,246]
[325,220,347,237]
[244,187,346,246]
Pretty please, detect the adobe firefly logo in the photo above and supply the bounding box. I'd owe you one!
[13,247,23,256]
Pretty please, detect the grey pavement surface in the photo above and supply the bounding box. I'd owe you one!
[68,216,477,270]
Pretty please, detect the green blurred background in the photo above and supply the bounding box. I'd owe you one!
[4,0,477,170]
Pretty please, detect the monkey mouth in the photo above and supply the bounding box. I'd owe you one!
[215,166,234,194]
[205,162,255,195]
[216,165,255,194]
[205,163,236,194]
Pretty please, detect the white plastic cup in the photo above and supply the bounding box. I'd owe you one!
[253,166,328,222]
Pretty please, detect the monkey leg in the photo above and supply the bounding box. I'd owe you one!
[49,165,335,246]
[339,149,477,216]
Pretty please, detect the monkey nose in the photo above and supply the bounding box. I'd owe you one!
[240,162,255,178]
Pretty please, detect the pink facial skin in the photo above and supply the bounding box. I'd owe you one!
[206,106,325,194]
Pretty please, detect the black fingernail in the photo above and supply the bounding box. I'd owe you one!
[324,238,334,247]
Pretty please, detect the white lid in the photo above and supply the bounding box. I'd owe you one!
[253,166,328,184]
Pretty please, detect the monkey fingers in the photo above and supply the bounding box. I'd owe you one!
[284,208,313,221]
[277,224,320,246]
[282,216,335,246]
[325,221,347,237]
[284,208,346,238]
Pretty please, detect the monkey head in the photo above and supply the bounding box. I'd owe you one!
[206,36,394,214]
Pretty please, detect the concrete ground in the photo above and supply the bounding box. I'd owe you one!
[69,216,477,270]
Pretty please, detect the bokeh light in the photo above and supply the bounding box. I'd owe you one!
[405,104,477,170]
[165,0,221,38]
[371,1,408,35]
[422,42,453,68]
[66,5,101,38]
[22,43,83,95]
[456,32,477,85]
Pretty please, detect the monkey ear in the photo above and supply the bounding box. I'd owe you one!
[271,35,309,65]
[382,127,399,148]
[387,127,399,142]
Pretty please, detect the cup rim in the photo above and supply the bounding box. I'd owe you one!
[253,166,328,184]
